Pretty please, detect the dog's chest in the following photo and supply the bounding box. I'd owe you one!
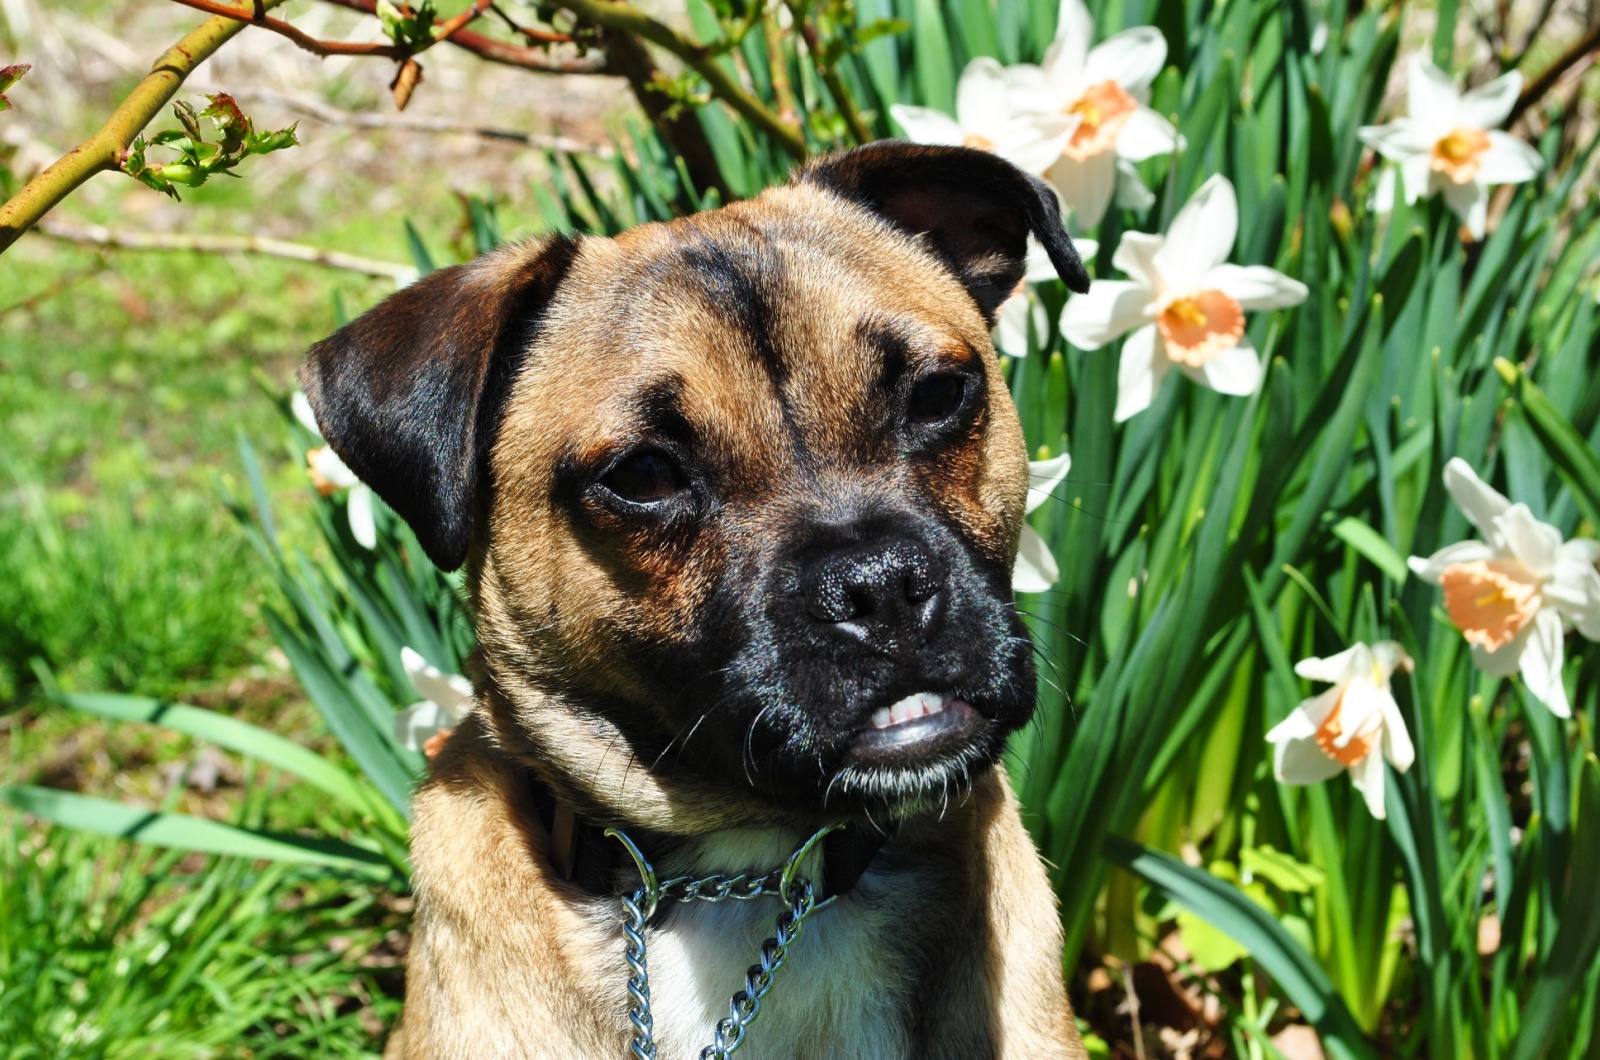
[644,832,913,1060]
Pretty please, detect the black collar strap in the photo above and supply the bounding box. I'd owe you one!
[526,771,886,901]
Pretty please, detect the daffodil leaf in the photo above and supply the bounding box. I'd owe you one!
[1500,359,1600,529]
[1331,517,1409,583]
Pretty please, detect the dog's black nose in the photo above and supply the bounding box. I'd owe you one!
[802,538,945,647]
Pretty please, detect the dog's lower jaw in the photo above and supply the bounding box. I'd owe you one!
[390,713,1086,1060]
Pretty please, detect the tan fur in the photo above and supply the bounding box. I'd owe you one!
[352,177,1083,1058]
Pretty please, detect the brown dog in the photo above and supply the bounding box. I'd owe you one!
[300,142,1091,1059]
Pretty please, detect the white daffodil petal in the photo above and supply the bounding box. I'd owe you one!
[1397,154,1434,206]
[1114,325,1166,423]
[1546,548,1600,640]
[1026,453,1073,516]
[1024,236,1064,282]
[1472,621,1534,678]
[1002,63,1056,110]
[888,104,963,145]
[1083,26,1167,96]
[1456,69,1522,131]
[1407,56,1464,134]
[1357,119,1433,162]
[1112,231,1165,289]
[1406,539,1497,582]
[1151,174,1238,296]
[291,391,322,436]
[1004,125,1078,177]
[1442,178,1489,240]
[1371,165,1398,214]
[402,649,475,719]
[1049,151,1119,231]
[1519,608,1570,717]
[1476,132,1542,186]
[956,57,1013,128]
[993,293,1047,358]
[1272,730,1346,787]
[1117,107,1180,162]
[1044,0,1094,96]
[1060,280,1156,349]
[1178,334,1262,396]
[1013,524,1060,592]
[310,445,360,490]
[1207,264,1309,311]
[348,484,378,550]
[1350,749,1389,820]
[1495,504,1562,578]
[1113,159,1156,210]
[1294,645,1367,684]
[1380,694,1416,773]
[393,699,456,752]
[1442,458,1512,541]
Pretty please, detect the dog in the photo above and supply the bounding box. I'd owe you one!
[299,141,1092,1059]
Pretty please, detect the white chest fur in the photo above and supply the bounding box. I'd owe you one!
[641,829,913,1060]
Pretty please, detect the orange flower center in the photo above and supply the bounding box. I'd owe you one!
[306,447,338,497]
[1156,289,1245,367]
[423,728,454,758]
[1439,558,1542,651]
[1313,687,1382,767]
[1431,128,1491,184]
[1063,80,1137,161]
[962,132,996,151]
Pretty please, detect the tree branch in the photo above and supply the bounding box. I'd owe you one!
[32,218,418,282]
[314,0,608,73]
[165,0,402,57]
[0,2,286,254]
[217,85,613,155]
[599,32,730,199]
[1509,17,1600,124]
[557,0,807,159]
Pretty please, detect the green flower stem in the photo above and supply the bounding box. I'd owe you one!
[0,2,285,255]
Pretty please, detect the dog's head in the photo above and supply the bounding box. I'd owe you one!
[300,143,1087,828]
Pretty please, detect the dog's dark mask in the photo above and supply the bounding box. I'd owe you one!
[300,143,1089,820]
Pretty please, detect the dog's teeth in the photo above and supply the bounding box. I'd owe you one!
[873,693,948,730]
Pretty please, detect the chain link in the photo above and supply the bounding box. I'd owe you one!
[606,826,839,1060]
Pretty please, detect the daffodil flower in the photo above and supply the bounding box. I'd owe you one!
[1059,175,1308,421]
[1004,0,1182,228]
[890,57,1075,176]
[1014,452,1071,593]
[1358,56,1541,240]
[1266,642,1415,820]
[992,236,1097,358]
[395,647,474,757]
[292,391,377,550]
[1407,459,1600,717]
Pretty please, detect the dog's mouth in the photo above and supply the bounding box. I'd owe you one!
[845,691,986,764]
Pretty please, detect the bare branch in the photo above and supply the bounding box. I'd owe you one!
[314,0,609,73]
[1509,17,1600,124]
[219,85,614,156]
[32,218,418,282]
[0,2,287,254]
[165,0,403,57]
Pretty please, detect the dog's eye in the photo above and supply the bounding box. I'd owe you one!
[907,373,967,425]
[603,451,685,504]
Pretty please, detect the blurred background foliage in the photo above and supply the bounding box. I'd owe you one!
[3,0,1600,1056]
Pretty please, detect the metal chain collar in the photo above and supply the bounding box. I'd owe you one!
[604,824,841,1060]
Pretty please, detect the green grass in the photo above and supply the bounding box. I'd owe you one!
[0,820,403,1059]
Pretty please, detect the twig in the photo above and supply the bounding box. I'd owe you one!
[0,2,287,254]
[488,3,573,45]
[217,85,613,155]
[789,3,873,146]
[314,0,608,73]
[165,0,402,57]
[557,0,807,159]
[33,218,418,282]
[1509,18,1600,124]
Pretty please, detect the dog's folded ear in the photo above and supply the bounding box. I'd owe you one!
[797,141,1090,320]
[298,236,581,571]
